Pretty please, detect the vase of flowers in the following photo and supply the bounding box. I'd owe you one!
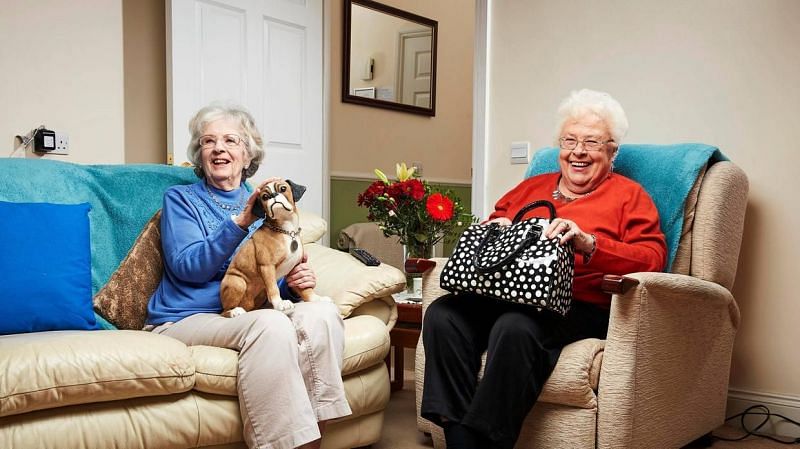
[357,162,473,296]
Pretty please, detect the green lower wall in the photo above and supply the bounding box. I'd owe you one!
[329,178,472,256]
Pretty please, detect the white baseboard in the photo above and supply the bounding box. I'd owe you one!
[727,389,800,438]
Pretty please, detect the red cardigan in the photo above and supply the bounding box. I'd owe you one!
[488,173,667,308]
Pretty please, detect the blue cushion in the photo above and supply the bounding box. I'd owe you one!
[0,201,99,334]
[524,143,728,270]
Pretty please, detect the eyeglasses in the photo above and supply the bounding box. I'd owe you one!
[558,137,614,152]
[198,134,244,150]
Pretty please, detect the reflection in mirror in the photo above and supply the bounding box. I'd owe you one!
[343,0,437,116]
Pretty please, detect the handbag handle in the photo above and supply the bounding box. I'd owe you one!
[473,222,542,273]
[512,200,556,224]
[473,200,555,273]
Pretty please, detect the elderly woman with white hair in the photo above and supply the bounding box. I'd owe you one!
[420,89,667,449]
[144,104,350,449]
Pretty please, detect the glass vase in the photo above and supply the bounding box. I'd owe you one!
[402,243,432,299]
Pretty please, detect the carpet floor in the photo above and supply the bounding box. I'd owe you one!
[372,372,789,449]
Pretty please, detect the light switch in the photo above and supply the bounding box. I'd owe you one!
[510,141,530,165]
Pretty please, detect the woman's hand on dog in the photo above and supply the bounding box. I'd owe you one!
[234,177,283,230]
[286,252,317,293]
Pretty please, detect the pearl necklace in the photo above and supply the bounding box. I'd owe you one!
[205,182,246,215]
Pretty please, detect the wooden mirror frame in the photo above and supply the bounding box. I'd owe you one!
[342,0,438,116]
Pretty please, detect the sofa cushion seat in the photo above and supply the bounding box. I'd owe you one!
[192,314,391,396]
[0,330,194,418]
[476,338,604,410]
[190,345,237,396]
[340,315,391,375]
[537,338,605,409]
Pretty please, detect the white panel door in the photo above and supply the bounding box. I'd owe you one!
[167,0,325,215]
[398,31,432,108]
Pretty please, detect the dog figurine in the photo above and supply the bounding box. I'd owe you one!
[220,179,331,317]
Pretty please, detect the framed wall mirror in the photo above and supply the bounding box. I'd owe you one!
[342,0,438,116]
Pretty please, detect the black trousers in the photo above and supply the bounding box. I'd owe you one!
[420,293,610,449]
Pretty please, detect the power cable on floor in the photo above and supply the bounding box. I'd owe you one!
[713,405,800,445]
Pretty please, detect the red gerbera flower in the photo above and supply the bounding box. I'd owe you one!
[426,193,454,221]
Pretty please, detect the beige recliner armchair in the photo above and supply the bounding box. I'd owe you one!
[414,150,749,448]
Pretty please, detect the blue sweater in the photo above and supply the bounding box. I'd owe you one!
[145,181,294,325]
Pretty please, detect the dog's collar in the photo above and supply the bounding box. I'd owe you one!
[262,221,301,238]
[262,221,302,253]
[263,221,301,252]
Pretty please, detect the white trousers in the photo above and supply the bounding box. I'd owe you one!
[152,302,352,449]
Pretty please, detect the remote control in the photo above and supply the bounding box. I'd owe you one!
[351,247,381,266]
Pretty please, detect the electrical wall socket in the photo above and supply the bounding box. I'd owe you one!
[53,132,69,155]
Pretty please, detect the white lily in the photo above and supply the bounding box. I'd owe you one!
[395,162,416,181]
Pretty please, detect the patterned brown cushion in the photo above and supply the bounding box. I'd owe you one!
[93,211,163,330]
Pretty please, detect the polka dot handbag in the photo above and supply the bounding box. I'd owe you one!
[440,200,574,316]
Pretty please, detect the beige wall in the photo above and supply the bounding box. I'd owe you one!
[0,0,166,165]
[0,0,125,163]
[330,0,474,183]
[488,0,800,401]
[123,0,167,164]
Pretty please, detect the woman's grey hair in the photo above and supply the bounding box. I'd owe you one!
[555,89,629,145]
[186,103,264,180]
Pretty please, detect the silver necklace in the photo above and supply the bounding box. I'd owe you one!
[205,182,246,214]
[552,187,576,203]
[552,173,610,203]
[552,178,586,203]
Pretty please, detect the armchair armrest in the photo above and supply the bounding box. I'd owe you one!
[415,256,449,440]
[597,272,740,449]
[601,274,639,295]
[305,243,406,322]
[419,258,450,314]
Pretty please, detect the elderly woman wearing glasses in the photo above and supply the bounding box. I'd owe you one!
[144,104,350,449]
[420,89,667,449]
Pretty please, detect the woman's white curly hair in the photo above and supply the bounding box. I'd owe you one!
[186,103,264,180]
[554,89,629,146]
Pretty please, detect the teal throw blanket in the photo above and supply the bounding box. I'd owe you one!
[524,143,728,271]
[0,159,198,294]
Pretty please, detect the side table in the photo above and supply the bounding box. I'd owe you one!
[387,301,422,392]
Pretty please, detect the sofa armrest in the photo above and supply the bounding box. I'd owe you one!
[306,243,406,320]
[597,272,739,449]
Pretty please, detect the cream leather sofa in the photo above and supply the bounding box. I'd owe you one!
[0,162,406,449]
